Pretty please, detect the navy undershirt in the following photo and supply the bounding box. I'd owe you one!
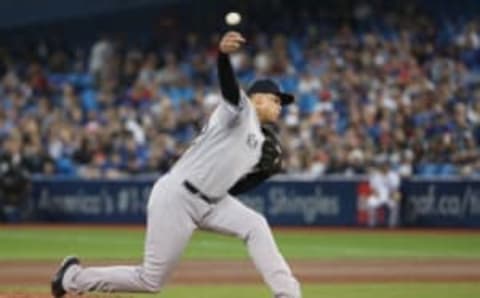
[217,52,240,106]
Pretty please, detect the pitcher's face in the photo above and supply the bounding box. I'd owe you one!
[251,93,282,123]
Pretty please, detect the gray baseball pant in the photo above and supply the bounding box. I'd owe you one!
[62,174,301,298]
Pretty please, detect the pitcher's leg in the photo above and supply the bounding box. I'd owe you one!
[201,196,301,298]
[63,182,196,294]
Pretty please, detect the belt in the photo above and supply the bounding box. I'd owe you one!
[183,180,217,204]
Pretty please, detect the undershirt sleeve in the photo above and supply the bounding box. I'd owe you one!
[217,52,240,106]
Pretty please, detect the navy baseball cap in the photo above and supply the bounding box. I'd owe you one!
[247,79,295,106]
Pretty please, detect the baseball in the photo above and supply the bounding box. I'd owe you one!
[225,12,241,26]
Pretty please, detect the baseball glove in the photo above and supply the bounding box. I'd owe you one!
[229,124,283,195]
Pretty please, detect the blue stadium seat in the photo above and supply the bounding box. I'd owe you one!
[55,157,77,176]
[278,76,298,93]
[418,164,438,177]
[47,74,70,88]
[298,93,318,114]
[438,164,457,176]
[81,89,98,111]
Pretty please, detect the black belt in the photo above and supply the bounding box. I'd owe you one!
[183,180,217,204]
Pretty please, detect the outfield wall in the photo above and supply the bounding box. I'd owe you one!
[22,177,480,227]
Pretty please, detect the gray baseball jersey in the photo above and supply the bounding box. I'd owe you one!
[58,79,300,298]
[170,90,265,198]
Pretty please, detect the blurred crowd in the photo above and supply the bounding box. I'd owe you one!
[1,2,480,179]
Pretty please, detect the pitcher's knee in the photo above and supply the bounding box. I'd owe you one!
[143,282,162,293]
[139,271,163,293]
[235,212,270,241]
[248,213,269,235]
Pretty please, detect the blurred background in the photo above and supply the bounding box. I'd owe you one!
[1,1,480,297]
[0,0,480,227]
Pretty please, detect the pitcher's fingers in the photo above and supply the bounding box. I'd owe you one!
[225,31,245,42]
[230,32,246,43]
[224,40,242,48]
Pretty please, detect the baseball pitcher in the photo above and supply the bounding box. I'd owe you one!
[51,31,301,298]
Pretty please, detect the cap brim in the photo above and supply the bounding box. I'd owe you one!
[276,92,295,106]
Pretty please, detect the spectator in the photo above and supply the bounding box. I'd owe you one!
[89,34,114,83]
[1,2,480,178]
[0,135,31,222]
[366,158,401,228]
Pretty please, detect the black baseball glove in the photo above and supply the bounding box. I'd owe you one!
[228,125,283,195]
